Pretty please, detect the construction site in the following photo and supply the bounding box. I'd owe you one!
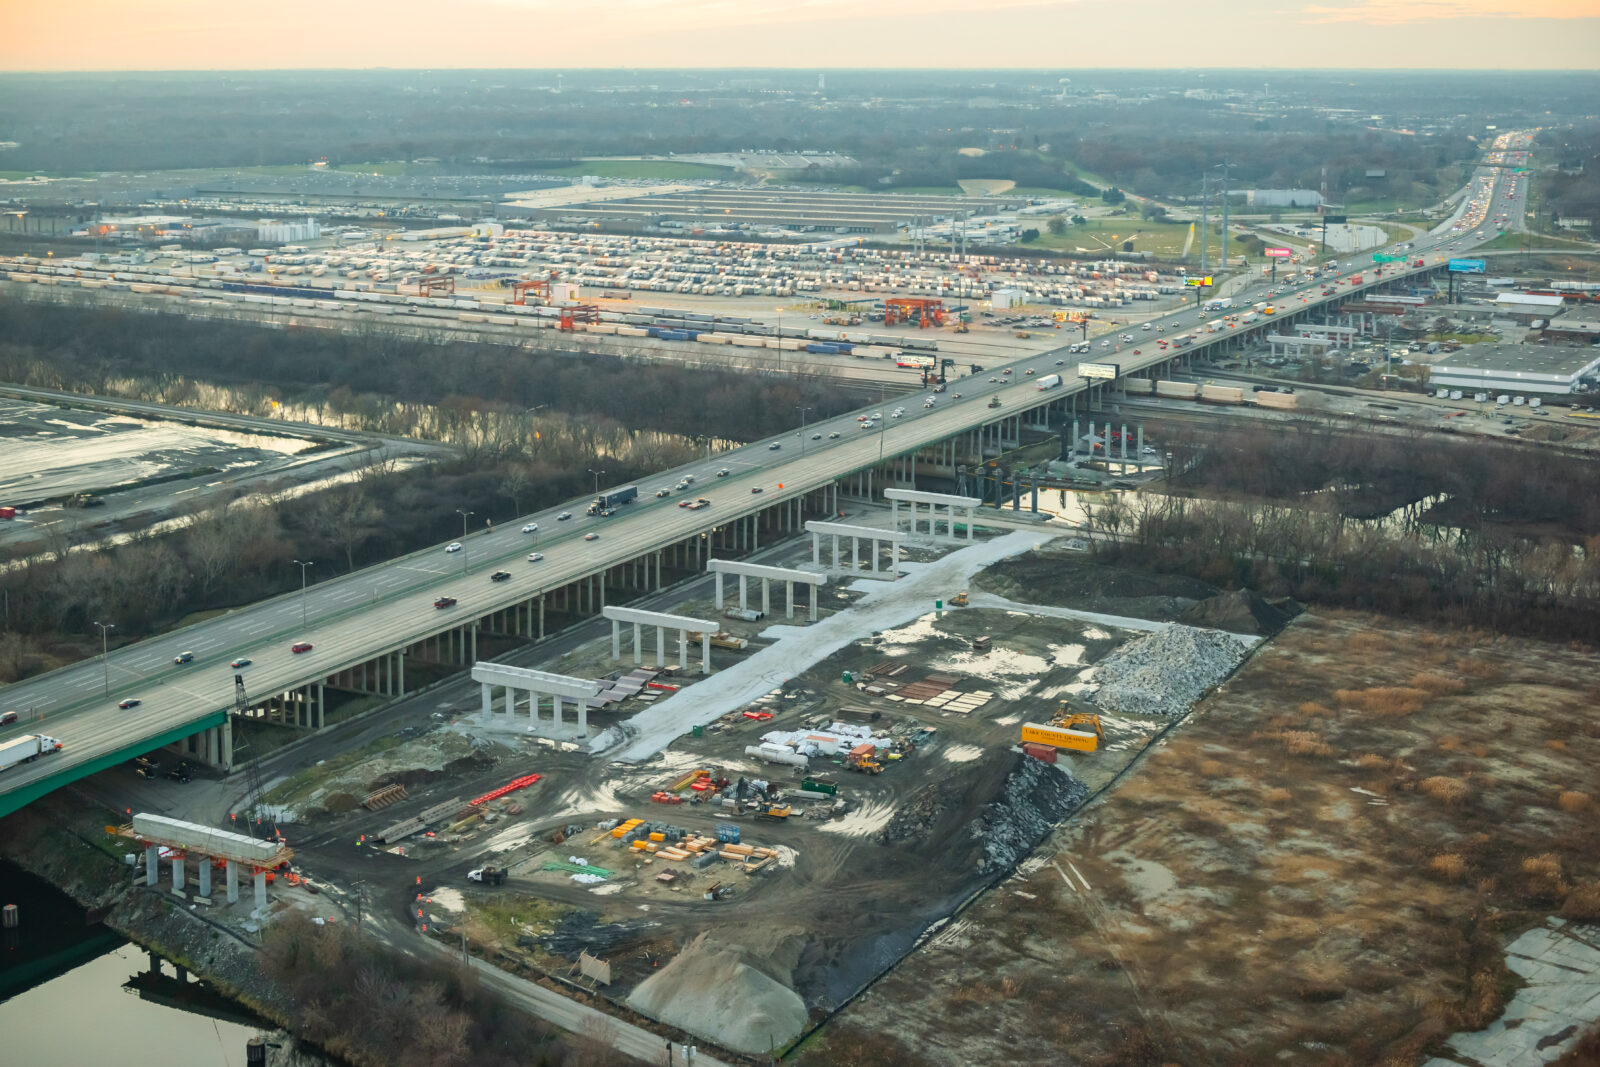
[202,519,1275,1059]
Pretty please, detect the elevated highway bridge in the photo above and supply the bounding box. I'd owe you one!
[0,149,1524,818]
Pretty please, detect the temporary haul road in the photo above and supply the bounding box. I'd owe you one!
[0,146,1524,817]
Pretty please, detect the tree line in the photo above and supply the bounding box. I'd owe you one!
[1085,420,1600,642]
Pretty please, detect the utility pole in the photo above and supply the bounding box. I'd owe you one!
[1219,160,1231,273]
[455,509,473,572]
[795,405,813,455]
[587,470,604,496]
[93,621,114,698]
[1199,171,1210,276]
[292,559,314,627]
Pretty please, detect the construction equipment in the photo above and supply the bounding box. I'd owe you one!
[467,866,508,885]
[949,591,969,607]
[415,275,456,298]
[510,272,556,305]
[884,297,946,328]
[846,744,883,774]
[755,805,791,821]
[1019,707,1103,753]
[558,304,601,331]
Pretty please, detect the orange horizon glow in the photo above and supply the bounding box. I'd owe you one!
[2,0,1597,71]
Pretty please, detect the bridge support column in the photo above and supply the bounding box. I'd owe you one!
[678,629,687,670]
[656,626,666,667]
[253,870,267,914]
[198,857,212,898]
[785,580,794,619]
[869,538,878,574]
[632,621,642,665]
[226,860,239,904]
[810,583,819,621]
[761,579,771,617]
[890,497,900,534]
[396,650,406,696]
[714,571,724,609]
[146,845,159,887]
[538,595,545,639]
[850,537,858,574]
[221,718,232,770]
[172,855,184,893]
[481,683,491,717]
[738,574,748,611]
[317,683,325,729]
[610,619,621,661]
[701,633,711,673]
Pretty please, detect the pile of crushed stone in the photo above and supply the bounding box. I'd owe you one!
[1090,624,1250,718]
[973,757,1087,874]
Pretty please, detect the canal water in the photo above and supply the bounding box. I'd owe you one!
[0,859,333,1066]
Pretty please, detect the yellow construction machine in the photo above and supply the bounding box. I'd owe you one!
[1019,703,1103,753]
[949,591,969,607]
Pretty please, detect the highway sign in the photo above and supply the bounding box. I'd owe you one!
[1322,214,1347,224]
[1372,253,1402,263]
[1448,258,1487,274]
[1077,362,1120,380]
[1264,247,1291,258]
[1185,277,1213,287]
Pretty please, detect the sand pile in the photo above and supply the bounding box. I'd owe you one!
[627,933,808,1054]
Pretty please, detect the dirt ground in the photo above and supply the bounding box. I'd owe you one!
[808,610,1600,1066]
[279,579,1210,1056]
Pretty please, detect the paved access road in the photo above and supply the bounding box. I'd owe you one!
[0,137,1527,809]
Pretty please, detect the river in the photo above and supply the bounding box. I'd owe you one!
[0,859,334,1066]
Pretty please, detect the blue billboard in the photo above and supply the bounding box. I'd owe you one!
[1448,258,1487,274]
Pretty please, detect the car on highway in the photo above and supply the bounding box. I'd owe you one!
[1,710,18,726]
[520,523,538,533]
[557,511,572,521]
[892,410,903,418]
[173,651,195,665]
[861,420,876,430]
[811,432,822,440]
[1025,369,1035,376]
[445,542,462,553]
[490,571,511,582]
[871,411,882,419]
[717,468,731,477]
[751,486,764,494]
[768,442,781,451]
[118,697,142,710]
[434,596,457,609]
[291,641,313,653]
[655,488,671,497]
[1055,360,1064,366]
[1141,323,1151,330]
[584,532,599,541]
[230,657,252,669]
[527,552,544,562]
[828,431,840,439]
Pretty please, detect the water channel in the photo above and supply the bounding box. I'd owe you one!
[0,859,333,1066]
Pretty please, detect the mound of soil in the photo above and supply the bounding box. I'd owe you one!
[976,554,1219,621]
[1179,589,1300,636]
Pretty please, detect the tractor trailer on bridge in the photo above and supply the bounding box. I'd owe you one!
[0,733,63,773]
[587,485,638,516]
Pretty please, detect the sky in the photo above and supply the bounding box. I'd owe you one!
[2,0,1597,70]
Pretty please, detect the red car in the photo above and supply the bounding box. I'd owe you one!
[1,710,19,726]
[291,641,313,653]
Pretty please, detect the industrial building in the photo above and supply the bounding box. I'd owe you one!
[1429,342,1600,396]
[256,217,322,244]
[1542,304,1600,346]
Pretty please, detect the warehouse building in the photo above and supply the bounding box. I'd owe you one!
[1541,304,1600,346]
[1429,343,1600,396]
[1493,291,1564,325]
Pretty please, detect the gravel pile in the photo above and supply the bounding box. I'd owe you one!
[973,758,1087,874]
[1090,624,1250,718]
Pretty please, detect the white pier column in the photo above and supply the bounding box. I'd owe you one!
[226,860,239,903]
[198,857,212,898]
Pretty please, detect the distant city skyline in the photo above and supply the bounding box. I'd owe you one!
[2,0,1597,71]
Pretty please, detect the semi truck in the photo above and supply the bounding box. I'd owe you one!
[1,734,64,773]
[1035,374,1063,391]
[586,485,638,516]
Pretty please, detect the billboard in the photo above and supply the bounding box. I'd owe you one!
[1077,362,1120,380]
[1448,259,1487,274]
[1322,214,1347,224]
[1264,247,1292,258]
[1185,276,1213,287]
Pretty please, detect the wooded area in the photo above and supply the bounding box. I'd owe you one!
[1088,421,1600,641]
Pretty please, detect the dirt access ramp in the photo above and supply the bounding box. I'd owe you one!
[806,611,1600,1066]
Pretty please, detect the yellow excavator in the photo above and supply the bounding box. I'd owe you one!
[1020,703,1103,753]
[949,591,969,607]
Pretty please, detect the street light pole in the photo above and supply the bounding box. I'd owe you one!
[292,559,314,627]
[93,621,114,697]
[795,405,812,455]
[455,509,473,572]
[588,469,604,496]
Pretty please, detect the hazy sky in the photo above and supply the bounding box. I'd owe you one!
[3,0,1597,70]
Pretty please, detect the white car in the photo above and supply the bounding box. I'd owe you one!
[527,552,544,562]
[1141,323,1151,331]
[892,411,904,418]
[520,523,538,533]
[445,542,462,553]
